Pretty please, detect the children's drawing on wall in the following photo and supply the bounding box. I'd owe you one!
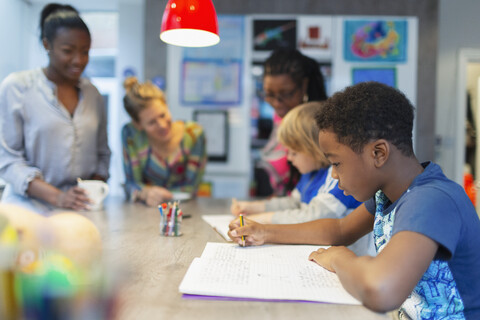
[344,20,407,62]
[297,16,332,58]
[181,59,242,105]
[253,19,297,51]
[352,67,397,88]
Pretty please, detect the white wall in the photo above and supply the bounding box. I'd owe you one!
[0,0,30,82]
[108,0,146,196]
[436,0,480,182]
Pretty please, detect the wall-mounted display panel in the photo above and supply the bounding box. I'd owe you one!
[352,67,397,87]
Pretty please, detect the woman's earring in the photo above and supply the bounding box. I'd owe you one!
[303,93,309,103]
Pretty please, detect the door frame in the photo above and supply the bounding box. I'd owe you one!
[455,49,480,185]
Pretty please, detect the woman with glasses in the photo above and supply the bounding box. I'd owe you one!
[255,47,327,197]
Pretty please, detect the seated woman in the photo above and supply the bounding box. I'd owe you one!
[122,77,207,207]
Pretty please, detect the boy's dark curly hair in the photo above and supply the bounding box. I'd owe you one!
[315,81,415,156]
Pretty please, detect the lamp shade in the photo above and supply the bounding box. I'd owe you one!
[160,0,220,47]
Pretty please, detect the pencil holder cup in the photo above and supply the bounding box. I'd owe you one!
[159,203,183,237]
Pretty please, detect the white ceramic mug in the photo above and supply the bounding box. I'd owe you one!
[77,179,109,211]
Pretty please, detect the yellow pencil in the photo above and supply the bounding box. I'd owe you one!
[239,214,245,247]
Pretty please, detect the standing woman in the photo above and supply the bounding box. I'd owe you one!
[255,48,327,196]
[0,3,111,214]
[122,77,207,207]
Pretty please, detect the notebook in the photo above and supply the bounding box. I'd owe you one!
[179,242,360,305]
[201,214,234,242]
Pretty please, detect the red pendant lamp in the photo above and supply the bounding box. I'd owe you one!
[160,0,220,47]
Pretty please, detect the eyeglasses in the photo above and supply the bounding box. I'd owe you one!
[260,87,300,104]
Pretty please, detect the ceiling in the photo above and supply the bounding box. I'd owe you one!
[24,0,143,11]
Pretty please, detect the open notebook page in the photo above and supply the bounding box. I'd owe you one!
[201,215,234,242]
[179,242,360,305]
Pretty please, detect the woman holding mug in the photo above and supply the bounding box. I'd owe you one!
[0,3,110,214]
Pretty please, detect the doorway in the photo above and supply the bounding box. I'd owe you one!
[457,49,480,213]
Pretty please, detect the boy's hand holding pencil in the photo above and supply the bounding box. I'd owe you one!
[227,215,266,247]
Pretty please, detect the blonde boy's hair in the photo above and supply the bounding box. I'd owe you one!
[277,102,327,165]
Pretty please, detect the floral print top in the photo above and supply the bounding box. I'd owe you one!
[122,121,207,199]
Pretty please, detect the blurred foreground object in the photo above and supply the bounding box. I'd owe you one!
[0,204,121,319]
[0,214,20,319]
[0,204,102,268]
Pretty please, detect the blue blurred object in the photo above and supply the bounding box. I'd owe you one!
[152,76,166,91]
[123,67,136,79]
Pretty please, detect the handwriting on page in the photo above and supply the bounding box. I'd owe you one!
[179,242,361,304]
[201,242,328,263]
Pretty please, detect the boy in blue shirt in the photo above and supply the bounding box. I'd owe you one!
[229,82,480,319]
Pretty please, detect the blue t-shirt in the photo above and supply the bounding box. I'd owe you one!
[365,162,480,319]
[296,167,361,208]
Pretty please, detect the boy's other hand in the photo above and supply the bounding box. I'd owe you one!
[309,246,355,272]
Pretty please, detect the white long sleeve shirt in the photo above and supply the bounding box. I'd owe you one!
[0,68,110,212]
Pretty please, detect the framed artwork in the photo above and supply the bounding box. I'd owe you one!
[193,110,229,162]
[352,67,397,87]
[181,59,242,106]
[297,16,332,59]
[344,20,408,62]
[253,19,297,51]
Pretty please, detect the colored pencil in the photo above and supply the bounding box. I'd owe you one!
[239,214,245,247]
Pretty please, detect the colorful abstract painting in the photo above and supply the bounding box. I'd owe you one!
[344,20,407,62]
[253,19,297,51]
